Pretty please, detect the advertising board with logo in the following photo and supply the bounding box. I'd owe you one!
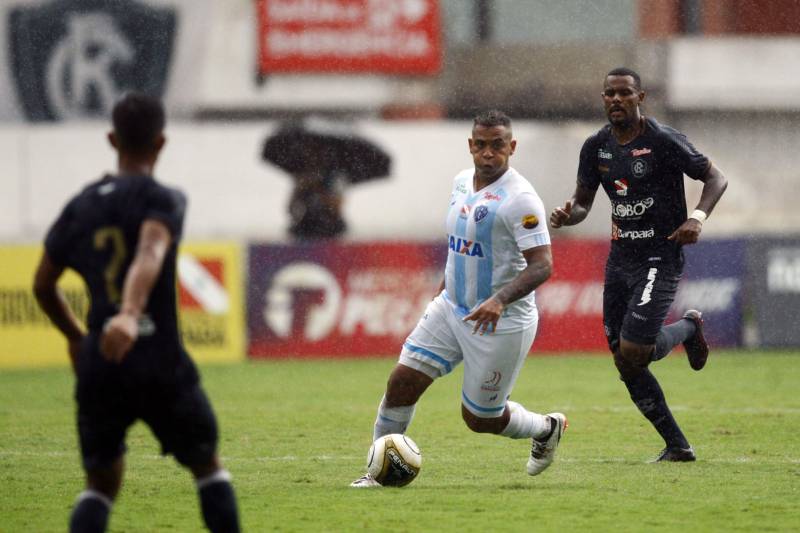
[0,242,243,369]
[248,242,444,357]
[7,0,176,121]
[677,239,745,347]
[748,237,800,347]
[256,0,441,74]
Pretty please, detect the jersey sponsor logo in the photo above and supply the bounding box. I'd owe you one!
[631,158,649,178]
[637,267,658,306]
[483,192,501,201]
[598,149,613,160]
[611,224,655,241]
[455,182,468,193]
[522,214,539,229]
[459,204,471,219]
[613,178,629,196]
[612,197,654,218]
[9,0,176,121]
[631,148,652,157]
[448,235,485,258]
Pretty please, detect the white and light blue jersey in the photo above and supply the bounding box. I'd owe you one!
[443,167,550,332]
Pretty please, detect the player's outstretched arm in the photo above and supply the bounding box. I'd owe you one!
[463,245,553,335]
[100,219,172,362]
[550,184,596,228]
[33,253,85,372]
[668,163,728,245]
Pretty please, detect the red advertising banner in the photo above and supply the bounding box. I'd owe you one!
[535,240,609,352]
[247,240,611,359]
[256,0,442,74]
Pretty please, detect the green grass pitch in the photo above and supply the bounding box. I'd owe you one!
[1,352,799,532]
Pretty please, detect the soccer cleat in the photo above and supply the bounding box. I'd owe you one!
[350,473,381,488]
[682,310,709,371]
[651,446,696,463]
[527,413,568,476]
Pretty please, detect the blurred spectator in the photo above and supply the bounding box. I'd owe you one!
[262,119,391,240]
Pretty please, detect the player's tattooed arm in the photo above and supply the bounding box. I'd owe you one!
[669,163,728,245]
[33,253,85,373]
[463,245,553,335]
[550,184,597,228]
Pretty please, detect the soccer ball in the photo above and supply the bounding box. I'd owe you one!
[366,433,422,487]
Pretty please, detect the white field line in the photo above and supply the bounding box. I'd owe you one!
[1,450,798,465]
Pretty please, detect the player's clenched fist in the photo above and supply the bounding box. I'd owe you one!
[550,201,572,228]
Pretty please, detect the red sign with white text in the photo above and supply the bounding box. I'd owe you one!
[247,240,611,359]
[256,0,442,74]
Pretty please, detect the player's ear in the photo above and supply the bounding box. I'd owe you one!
[107,131,118,149]
[154,133,166,153]
[639,90,646,104]
[509,139,517,154]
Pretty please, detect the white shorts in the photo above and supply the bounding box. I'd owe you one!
[399,295,538,418]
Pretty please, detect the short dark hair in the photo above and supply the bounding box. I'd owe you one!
[111,92,165,154]
[473,109,512,129]
[607,67,642,90]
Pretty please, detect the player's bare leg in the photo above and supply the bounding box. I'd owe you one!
[351,364,433,487]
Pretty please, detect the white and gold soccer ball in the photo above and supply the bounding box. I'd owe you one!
[366,434,422,487]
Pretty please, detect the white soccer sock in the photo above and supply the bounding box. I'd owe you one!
[75,489,113,509]
[373,395,416,441]
[195,469,233,490]
[499,401,550,439]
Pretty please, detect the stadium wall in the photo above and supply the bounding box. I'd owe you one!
[1,120,797,244]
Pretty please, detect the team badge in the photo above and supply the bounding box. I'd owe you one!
[613,179,629,196]
[9,0,176,121]
[459,204,471,219]
[631,158,648,178]
[474,205,488,223]
[522,214,539,229]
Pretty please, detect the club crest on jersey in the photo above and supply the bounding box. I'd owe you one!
[474,205,489,222]
[448,235,485,258]
[522,214,539,229]
[631,158,649,178]
[459,204,471,219]
[613,178,629,196]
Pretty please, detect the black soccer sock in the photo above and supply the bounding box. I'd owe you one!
[197,470,240,533]
[69,490,111,533]
[651,318,697,361]
[621,368,690,449]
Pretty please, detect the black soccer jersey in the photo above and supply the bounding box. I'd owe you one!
[44,174,186,347]
[577,117,709,256]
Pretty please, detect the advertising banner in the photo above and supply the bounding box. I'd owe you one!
[248,242,444,357]
[256,0,442,75]
[535,239,608,352]
[0,242,243,369]
[677,239,745,347]
[748,237,800,347]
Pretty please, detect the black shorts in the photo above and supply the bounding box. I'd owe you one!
[603,249,683,349]
[75,335,218,471]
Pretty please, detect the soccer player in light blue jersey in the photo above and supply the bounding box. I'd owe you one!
[352,110,566,487]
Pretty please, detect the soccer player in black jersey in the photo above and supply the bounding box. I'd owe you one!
[550,68,728,462]
[32,93,240,532]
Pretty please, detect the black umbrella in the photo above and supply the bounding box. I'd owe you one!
[261,119,391,184]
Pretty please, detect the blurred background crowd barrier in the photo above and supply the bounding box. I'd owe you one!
[1,0,799,366]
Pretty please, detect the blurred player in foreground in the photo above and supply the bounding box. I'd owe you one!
[33,93,240,532]
[550,68,728,462]
[352,110,566,487]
